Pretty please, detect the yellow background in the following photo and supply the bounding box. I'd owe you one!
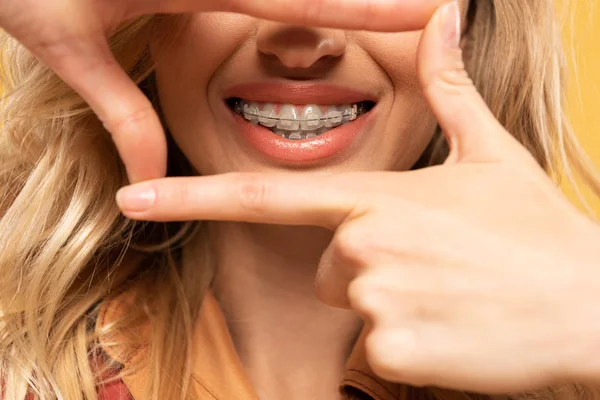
[563,1,600,214]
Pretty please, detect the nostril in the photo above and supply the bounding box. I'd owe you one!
[279,52,325,70]
[256,22,347,71]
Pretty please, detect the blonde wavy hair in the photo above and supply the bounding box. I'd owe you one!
[1,1,599,400]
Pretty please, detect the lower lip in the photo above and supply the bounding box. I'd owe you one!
[228,107,375,164]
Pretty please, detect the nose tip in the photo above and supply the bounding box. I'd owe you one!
[256,22,346,69]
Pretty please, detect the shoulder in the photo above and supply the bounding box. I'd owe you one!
[95,251,155,365]
[94,287,149,400]
[96,285,151,367]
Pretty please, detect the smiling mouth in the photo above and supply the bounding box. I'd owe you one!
[226,98,376,140]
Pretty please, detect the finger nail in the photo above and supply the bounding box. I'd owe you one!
[440,1,461,48]
[116,185,156,212]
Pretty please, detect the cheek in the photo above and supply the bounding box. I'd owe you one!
[357,32,437,169]
[150,14,255,169]
[356,32,422,90]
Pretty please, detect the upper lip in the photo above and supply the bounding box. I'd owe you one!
[223,81,378,105]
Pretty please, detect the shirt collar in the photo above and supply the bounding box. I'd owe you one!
[98,291,405,400]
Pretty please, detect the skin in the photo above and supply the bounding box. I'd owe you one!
[150,5,464,398]
[146,3,464,399]
[0,0,448,183]
[2,0,600,397]
[117,2,600,397]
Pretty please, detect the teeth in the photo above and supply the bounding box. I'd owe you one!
[244,103,260,124]
[324,106,343,128]
[258,104,278,128]
[340,104,354,123]
[300,105,324,131]
[277,105,300,131]
[273,129,287,138]
[232,99,372,140]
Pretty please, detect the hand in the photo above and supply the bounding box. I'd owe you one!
[0,0,447,184]
[115,2,600,394]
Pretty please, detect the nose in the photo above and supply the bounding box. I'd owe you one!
[256,22,347,69]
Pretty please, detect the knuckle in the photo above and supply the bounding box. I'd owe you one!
[347,276,385,318]
[236,175,273,214]
[30,35,71,59]
[153,180,192,210]
[23,12,77,53]
[332,224,379,266]
[426,59,474,96]
[34,30,114,74]
[365,329,426,386]
[174,181,196,206]
[104,104,156,136]
[365,330,404,381]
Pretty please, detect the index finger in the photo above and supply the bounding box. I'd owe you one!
[116,173,364,229]
[132,0,447,32]
[29,33,167,183]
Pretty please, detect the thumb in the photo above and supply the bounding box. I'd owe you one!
[417,1,514,164]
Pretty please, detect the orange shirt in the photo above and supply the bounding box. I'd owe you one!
[96,292,471,400]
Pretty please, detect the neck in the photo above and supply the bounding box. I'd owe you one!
[207,222,362,400]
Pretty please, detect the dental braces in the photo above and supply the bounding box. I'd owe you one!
[233,101,367,123]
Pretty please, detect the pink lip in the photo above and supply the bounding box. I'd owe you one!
[223,82,378,105]
[230,112,374,164]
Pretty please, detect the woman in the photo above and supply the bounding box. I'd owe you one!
[1,0,600,399]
